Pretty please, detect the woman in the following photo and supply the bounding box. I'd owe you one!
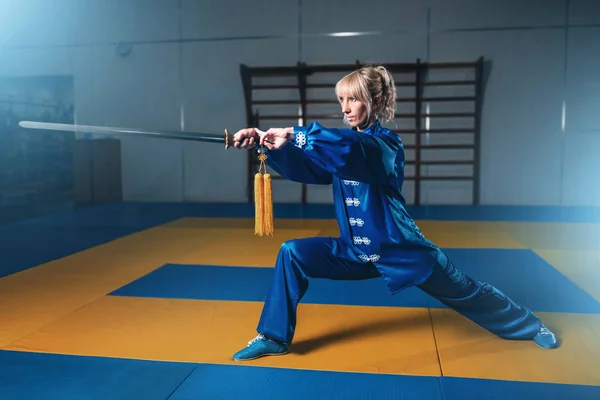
[230,65,557,361]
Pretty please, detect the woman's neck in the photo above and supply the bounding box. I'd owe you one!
[357,118,376,132]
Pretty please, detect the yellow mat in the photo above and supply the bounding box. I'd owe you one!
[1,216,598,387]
[499,222,600,250]
[430,309,600,386]
[0,221,322,346]
[5,295,599,385]
[5,296,441,376]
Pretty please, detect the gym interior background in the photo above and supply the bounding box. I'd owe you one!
[0,1,599,399]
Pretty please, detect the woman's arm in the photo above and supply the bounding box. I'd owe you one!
[266,122,401,185]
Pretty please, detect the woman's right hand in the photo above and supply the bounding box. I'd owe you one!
[232,127,259,149]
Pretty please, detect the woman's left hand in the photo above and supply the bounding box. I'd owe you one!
[259,127,294,150]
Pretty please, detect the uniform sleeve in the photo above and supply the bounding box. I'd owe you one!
[264,139,333,185]
[292,122,401,185]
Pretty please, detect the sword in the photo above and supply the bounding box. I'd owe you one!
[18,120,240,149]
[19,120,275,236]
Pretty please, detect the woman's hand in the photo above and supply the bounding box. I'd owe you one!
[232,128,259,149]
[259,127,294,150]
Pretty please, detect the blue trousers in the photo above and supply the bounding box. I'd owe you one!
[257,237,542,344]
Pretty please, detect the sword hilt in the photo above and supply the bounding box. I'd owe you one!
[223,128,274,150]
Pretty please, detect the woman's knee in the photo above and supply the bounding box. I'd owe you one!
[275,237,335,279]
[277,239,304,262]
[279,239,297,252]
[276,239,313,276]
[278,237,333,260]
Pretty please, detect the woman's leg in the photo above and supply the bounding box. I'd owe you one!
[233,236,381,361]
[417,257,557,348]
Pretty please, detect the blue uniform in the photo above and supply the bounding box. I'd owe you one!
[265,120,445,294]
[253,121,545,346]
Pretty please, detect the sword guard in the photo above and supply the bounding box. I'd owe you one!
[224,129,231,149]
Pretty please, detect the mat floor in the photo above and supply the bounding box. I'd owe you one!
[0,202,599,399]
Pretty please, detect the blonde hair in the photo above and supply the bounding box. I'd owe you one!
[335,65,397,124]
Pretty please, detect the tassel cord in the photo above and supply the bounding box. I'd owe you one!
[254,147,274,236]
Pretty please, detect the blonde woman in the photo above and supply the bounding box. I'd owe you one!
[231,65,557,360]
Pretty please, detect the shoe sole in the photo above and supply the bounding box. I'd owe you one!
[232,350,289,361]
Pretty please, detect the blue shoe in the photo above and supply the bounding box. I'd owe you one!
[533,324,558,349]
[232,334,289,361]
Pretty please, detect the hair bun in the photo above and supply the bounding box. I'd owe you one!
[373,65,396,122]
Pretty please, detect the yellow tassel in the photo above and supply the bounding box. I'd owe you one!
[254,172,264,236]
[263,173,273,235]
[254,149,274,236]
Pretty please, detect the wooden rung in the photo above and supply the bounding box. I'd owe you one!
[424,80,476,86]
[397,96,476,103]
[422,96,477,102]
[397,176,477,181]
[252,100,299,105]
[393,129,475,134]
[405,160,473,165]
[252,84,299,89]
[420,144,475,149]
[419,176,474,181]
[426,61,479,69]
[257,114,340,120]
[421,128,476,133]
[251,99,337,105]
[405,144,475,150]
[420,112,475,118]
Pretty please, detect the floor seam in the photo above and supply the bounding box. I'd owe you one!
[426,305,444,377]
[165,363,200,400]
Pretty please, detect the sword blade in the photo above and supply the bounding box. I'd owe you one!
[18,121,232,148]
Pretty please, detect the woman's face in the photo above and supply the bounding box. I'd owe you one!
[338,93,369,130]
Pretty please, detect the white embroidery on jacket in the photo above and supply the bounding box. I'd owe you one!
[345,197,360,207]
[358,254,380,263]
[353,236,371,245]
[294,132,307,148]
[348,217,364,227]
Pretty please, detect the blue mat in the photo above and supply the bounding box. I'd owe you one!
[172,365,600,400]
[110,263,430,307]
[2,350,599,399]
[441,376,600,400]
[0,350,196,400]
[110,248,600,314]
[169,363,442,400]
[0,203,181,278]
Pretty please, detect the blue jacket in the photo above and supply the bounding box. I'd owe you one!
[264,121,446,294]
